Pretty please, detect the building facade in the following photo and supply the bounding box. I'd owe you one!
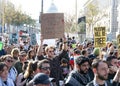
[84,0,119,40]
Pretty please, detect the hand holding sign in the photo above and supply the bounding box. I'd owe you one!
[40,34,44,44]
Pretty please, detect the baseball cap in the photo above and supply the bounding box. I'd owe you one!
[33,73,51,85]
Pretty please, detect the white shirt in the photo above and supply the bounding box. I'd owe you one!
[8,67,18,82]
[0,77,15,86]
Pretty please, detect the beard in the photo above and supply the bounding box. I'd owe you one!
[97,73,108,80]
[79,68,88,74]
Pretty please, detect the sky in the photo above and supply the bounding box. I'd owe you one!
[9,0,88,20]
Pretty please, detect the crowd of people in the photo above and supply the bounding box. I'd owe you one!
[0,35,120,86]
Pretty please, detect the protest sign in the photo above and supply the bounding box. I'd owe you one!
[94,27,106,47]
[41,13,64,39]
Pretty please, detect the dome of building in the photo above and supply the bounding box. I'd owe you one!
[47,1,58,13]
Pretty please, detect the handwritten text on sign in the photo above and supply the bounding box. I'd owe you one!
[41,13,64,39]
[94,27,106,47]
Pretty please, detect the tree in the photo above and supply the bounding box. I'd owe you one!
[85,2,107,34]
[2,1,36,26]
[4,1,16,25]
[0,1,2,25]
[64,14,77,33]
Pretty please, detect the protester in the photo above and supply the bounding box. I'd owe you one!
[26,49,36,61]
[1,54,18,83]
[23,61,38,85]
[1,32,120,86]
[0,62,15,86]
[35,36,45,61]
[27,59,56,86]
[60,58,69,78]
[69,49,81,70]
[14,51,27,74]
[81,49,89,57]
[87,59,120,86]
[37,59,51,76]
[71,36,76,44]
[16,61,28,86]
[44,37,69,86]
[65,55,93,86]
[106,55,118,83]
[0,45,7,57]
[11,48,20,61]
[32,73,51,86]
[86,42,93,55]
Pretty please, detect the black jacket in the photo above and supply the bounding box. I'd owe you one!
[65,70,91,86]
[47,50,69,86]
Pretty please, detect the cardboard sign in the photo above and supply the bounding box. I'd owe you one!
[41,13,64,39]
[94,27,106,47]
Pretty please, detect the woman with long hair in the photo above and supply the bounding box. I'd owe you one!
[23,61,38,85]
[1,54,18,83]
[26,49,36,61]
[0,62,14,86]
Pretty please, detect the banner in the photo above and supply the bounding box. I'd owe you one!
[94,27,106,47]
[41,13,64,39]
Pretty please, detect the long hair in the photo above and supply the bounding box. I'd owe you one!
[0,54,13,62]
[24,61,38,78]
[11,48,20,57]
[0,62,8,74]
[26,49,35,60]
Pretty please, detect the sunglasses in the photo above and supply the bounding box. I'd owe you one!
[6,59,13,63]
[24,61,28,64]
[41,67,50,70]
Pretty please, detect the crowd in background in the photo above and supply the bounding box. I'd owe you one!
[0,35,120,86]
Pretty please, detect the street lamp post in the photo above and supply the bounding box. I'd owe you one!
[39,0,43,23]
[41,0,43,13]
[75,0,79,42]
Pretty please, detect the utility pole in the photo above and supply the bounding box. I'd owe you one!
[39,0,43,23]
[76,0,80,42]
[41,0,43,13]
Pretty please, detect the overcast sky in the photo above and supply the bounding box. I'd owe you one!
[10,0,88,19]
